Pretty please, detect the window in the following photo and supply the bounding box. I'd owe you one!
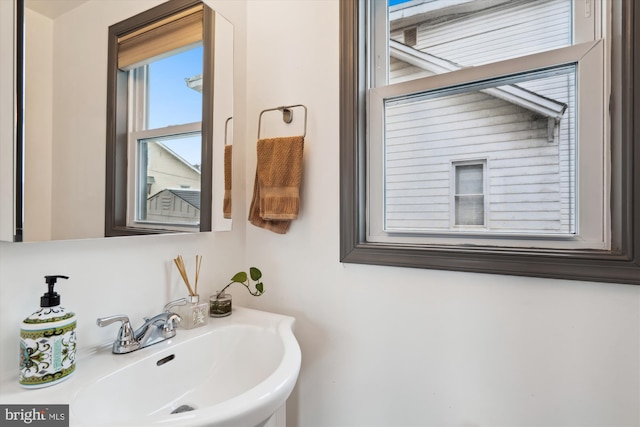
[105,0,215,236]
[374,64,583,246]
[453,162,485,228]
[130,124,201,227]
[368,0,600,249]
[127,45,203,230]
[340,0,640,284]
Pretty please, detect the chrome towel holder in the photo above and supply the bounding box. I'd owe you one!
[224,116,233,145]
[258,104,307,139]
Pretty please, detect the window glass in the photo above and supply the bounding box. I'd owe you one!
[147,45,203,128]
[382,65,576,236]
[128,45,203,228]
[455,164,483,195]
[387,0,573,84]
[137,131,201,225]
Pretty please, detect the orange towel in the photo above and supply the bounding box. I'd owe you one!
[248,173,291,234]
[257,136,304,219]
[248,136,304,233]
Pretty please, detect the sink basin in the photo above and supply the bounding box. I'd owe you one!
[0,307,301,427]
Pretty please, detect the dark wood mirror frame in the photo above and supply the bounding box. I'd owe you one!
[14,0,25,242]
[105,0,214,237]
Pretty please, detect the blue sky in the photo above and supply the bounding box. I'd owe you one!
[148,46,203,128]
[147,46,203,165]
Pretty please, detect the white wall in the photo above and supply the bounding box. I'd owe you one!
[244,1,639,426]
[24,8,53,241]
[0,1,638,426]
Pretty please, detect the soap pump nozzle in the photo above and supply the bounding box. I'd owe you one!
[41,275,69,308]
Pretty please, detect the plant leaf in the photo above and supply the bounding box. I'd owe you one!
[231,271,247,283]
[249,267,262,281]
[255,282,264,294]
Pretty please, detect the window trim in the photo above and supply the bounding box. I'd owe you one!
[105,0,213,237]
[339,0,640,285]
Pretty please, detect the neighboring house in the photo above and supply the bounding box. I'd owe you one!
[386,0,575,235]
[147,188,200,224]
[145,141,201,223]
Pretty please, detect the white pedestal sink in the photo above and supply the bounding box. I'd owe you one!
[0,307,301,427]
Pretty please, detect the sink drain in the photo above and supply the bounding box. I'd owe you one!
[171,405,196,414]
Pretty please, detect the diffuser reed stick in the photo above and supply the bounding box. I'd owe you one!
[173,255,198,296]
[194,255,202,295]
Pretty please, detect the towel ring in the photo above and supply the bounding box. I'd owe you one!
[224,117,233,145]
[258,104,307,139]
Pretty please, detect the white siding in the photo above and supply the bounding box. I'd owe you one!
[389,57,433,83]
[391,0,571,65]
[385,90,566,232]
[519,72,576,232]
[386,0,575,235]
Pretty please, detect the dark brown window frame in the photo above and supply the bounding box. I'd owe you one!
[339,0,640,285]
[105,0,214,237]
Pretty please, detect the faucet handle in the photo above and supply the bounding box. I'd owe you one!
[163,313,182,338]
[96,315,140,354]
[97,314,130,328]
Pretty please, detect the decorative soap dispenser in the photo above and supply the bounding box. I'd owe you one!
[19,275,77,388]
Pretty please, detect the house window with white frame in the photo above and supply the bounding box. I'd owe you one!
[453,161,485,228]
[367,0,603,250]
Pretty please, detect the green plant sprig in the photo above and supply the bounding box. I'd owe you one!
[216,267,265,299]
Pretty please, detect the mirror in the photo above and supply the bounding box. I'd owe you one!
[0,0,19,242]
[3,0,233,242]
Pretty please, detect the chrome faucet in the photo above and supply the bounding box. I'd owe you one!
[96,312,181,354]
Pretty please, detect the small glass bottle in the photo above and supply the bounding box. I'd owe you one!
[168,295,208,329]
[209,291,232,317]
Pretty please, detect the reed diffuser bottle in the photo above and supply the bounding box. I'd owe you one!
[169,255,207,329]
